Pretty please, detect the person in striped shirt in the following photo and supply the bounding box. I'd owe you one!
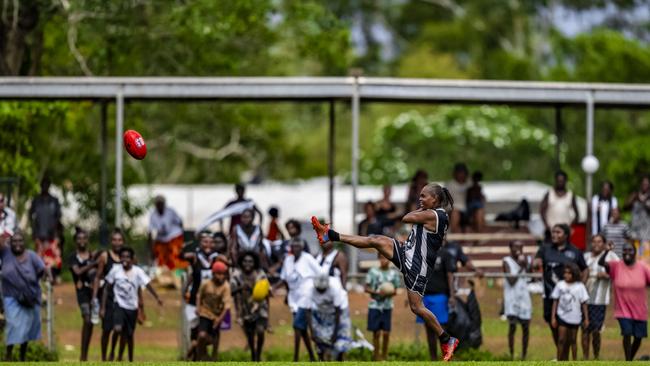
[602,208,629,257]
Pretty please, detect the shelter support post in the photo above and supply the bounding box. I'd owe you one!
[350,77,360,276]
[328,100,335,224]
[115,91,124,228]
[554,106,562,171]
[585,92,595,245]
[100,102,108,246]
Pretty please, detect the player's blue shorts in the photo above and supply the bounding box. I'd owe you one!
[415,294,449,325]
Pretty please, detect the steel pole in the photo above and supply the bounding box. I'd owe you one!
[350,77,360,276]
[328,100,335,224]
[586,92,595,244]
[100,102,108,246]
[115,91,124,227]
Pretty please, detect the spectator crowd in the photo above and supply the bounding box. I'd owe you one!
[0,168,649,362]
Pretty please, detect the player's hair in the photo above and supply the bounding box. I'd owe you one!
[285,219,301,234]
[237,250,260,271]
[73,226,87,241]
[119,246,135,258]
[424,183,454,212]
[564,262,580,283]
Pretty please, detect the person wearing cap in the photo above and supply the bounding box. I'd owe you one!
[196,261,231,361]
[147,195,186,271]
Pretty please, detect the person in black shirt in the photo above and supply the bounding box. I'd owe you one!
[417,249,455,361]
[358,202,383,236]
[534,223,587,347]
[69,227,98,361]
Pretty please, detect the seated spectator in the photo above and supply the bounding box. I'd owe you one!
[502,241,532,360]
[447,163,471,233]
[405,170,428,213]
[196,261,231,361]
[231,252,270,361]
[358,202,382,236]
[375,185,399,233]
[307,274,351,361]
[1,231,48,361]
[466,171,486,232]
[603,208,629,258]
[276,238,320,362]
[365,253,400,361]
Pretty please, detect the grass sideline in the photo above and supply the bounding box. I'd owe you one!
[0,362,642,366]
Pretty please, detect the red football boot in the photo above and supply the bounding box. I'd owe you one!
[310,216,330,245]
[441,337,459,362]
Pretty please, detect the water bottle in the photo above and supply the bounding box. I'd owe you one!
[91,298,100,325]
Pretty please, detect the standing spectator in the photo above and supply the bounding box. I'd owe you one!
[502,241,532,360]
[102,247,163,362]
[405,169,428,213]
[533,223,587,347]
[148,195,186,270]
[1,231,48,362]
[625,175,650,261]
[181,231,220,360]
[196,261,231,361]
[91,228,125,361]
[592,181,618,235]
[466,171,486,232]
[365,253,401,361]
[550,263,589,361]
[599,242,650,361]
[230,209,269,270]
[0,192,16,244]
[307,274,351,361]
[375,185,398,233]
[69,227,99,361]
[266,207,285,241]
[358,202,382,236]
[224,184,263,235]
[316,241,348,289]
[276,238,320,362]
[447,163,471,233]
[540,171,579,241]
[418,249,455,361]
[231,251,269,361]
[29,177,62,281]
[582,234,619,360]
[603,208,630,257]
[269,220,310,280]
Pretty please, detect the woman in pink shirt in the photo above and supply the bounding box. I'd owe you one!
[599,242,650,361]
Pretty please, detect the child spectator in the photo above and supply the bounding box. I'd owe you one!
[307,274,351,361]
[365,253,401,361]
[550,262,589,361]
[602,207,629,257]
[276,238,320,362]
[266,207,285,241]
[466,170,486,232]
[582,234,618,360]
[196,261,231,361]
[102,247,163,362]
[69,227,98,361]
[502,241,532,360]
[231,252,269,361]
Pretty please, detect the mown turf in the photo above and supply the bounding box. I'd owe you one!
[0,362,647,365]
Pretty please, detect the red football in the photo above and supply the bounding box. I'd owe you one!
[123,129,147,160]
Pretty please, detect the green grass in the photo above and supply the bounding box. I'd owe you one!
[1,362,648,365]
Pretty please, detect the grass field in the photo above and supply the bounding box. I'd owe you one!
[45,280,650,362]
[5,362,649,365]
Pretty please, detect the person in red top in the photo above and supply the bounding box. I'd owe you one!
[599,242,650,361]
[266,207,284,241]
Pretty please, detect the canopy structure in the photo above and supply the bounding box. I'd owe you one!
[4,76,650,274]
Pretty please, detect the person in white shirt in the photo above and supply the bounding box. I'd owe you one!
[551,262,589,361]
[306,274,351,361]
[591,181,618,235]
[502,241,532,360]
[148,195,186,270]
[582,234,619,360]
[276,238,320,362]
[0,193,16,245]
[447,163,471,233]
[101,247,163,362]
[540,171,579,241]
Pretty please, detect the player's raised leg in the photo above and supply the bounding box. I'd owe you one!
[310,216,394,260]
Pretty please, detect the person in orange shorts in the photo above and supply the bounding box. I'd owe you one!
[148,195,187,270]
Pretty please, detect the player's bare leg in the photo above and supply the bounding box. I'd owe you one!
[311,217,394,259]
